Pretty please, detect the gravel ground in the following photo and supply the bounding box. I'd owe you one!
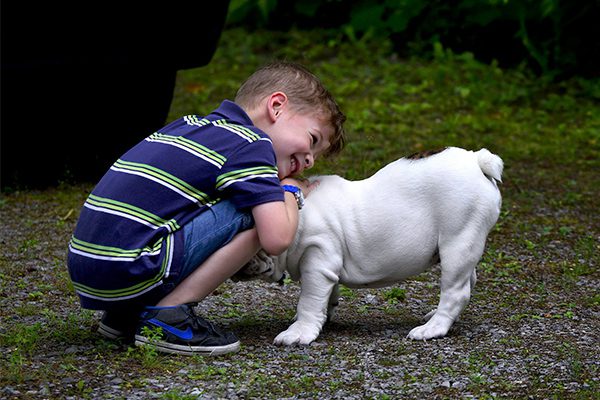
[1,180,598,399]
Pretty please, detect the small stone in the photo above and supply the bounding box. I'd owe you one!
[3,387,20,396]
[452,381,466,390]
[64,345,79,354]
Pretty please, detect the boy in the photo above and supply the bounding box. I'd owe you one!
[67,61,346,355]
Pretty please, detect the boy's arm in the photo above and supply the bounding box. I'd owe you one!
[252,192,299,256]
[252,178,316,256]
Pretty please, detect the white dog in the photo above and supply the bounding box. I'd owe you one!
[238,147,503,345]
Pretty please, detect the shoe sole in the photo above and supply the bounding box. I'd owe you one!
[98,322,124,340]
[134,335,241,356]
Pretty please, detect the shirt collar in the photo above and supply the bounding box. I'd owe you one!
[211,100,254,126]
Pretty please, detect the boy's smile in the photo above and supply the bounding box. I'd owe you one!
[271,113,332,179]
[289,155,300,175]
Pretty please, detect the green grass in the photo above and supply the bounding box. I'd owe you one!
[0,28,598,398]
[170,29,599,178]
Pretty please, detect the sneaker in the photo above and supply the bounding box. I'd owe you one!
[98,310,140,341]
[134,303,240,356]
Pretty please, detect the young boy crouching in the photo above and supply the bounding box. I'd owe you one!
[67,62,346,355]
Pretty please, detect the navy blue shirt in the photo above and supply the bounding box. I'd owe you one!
[67,100,284,309]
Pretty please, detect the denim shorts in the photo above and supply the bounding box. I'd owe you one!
[177,200,254,283]
[118,200,253,310]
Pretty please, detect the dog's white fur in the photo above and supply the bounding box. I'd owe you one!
[243,147,503,345]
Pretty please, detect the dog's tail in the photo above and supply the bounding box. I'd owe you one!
[476,148,503,184]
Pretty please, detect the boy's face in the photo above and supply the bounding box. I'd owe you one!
[269,111,333,179]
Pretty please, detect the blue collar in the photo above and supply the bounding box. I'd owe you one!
[210,100,254,126]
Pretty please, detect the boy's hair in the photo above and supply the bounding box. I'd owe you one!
[235,61,346,157]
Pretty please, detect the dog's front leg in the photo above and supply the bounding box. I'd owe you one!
[327,283,340,322]
[274,268,338,346]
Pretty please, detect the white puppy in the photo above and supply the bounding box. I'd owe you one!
[239,147,503,345]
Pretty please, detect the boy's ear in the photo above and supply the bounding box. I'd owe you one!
[268,92,288,122]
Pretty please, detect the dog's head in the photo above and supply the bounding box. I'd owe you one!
[231,250,287,284]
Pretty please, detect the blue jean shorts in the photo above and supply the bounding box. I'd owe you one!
[123,200,253,309]
[177,200,254,283]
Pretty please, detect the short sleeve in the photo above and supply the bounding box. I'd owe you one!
[216,138,284,209]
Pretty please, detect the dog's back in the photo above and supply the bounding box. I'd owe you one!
[293,147,503,287]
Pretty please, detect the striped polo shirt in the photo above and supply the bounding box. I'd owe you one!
[67,100,284,309]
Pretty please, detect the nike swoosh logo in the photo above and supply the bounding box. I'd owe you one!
[148,319,193,340]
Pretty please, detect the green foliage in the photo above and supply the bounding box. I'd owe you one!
[130,325,165,368]
[228,0,278,26]
[226,0,600,79]
[347,0,428,34]
[383,287,407,303]
[174,29,599,179]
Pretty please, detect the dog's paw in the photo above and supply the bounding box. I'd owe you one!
[273,321,320,346]
[407,317,452,340]
[232,250,277,282]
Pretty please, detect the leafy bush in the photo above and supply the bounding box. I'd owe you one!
[226,0,600,79]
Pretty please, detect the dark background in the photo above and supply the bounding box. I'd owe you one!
[1,2,230,189]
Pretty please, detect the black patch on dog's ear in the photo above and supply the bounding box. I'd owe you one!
[406,148,447,160]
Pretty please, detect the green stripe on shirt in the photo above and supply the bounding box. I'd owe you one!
[215,165,279,190]
[112,159,212,204]
[213,119,261,142]
[70,236,162,258]
[86,194,180,231]
[147,132,227,167]
[71,235,173,298]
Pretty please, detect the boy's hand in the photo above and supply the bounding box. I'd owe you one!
[281,178,320,197]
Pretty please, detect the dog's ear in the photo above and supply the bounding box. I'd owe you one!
[255,249,272,263]
[231,251,278,282]
[231,257,262,282]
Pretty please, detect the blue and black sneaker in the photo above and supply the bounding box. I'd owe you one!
[134,303,240,356]
[98,310,140,342]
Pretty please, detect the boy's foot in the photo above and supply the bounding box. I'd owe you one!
[98,310,140,341]
[134,303,240,356]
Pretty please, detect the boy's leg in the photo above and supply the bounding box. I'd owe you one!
[135,230,260,355]
[157,228,260,306]
[160,199,260,304]
[135,200,261,355]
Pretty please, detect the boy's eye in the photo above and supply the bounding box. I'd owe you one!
[310,133,318,146]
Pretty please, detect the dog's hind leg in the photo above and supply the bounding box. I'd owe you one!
[408,233,485,340]
[422,268,477,322]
